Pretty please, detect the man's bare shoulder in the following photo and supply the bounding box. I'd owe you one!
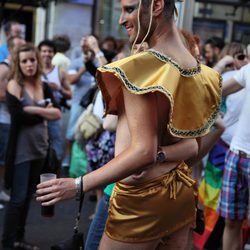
[59,67,69,85]
[0,63,9,75]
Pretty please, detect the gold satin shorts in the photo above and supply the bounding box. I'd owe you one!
[105,162,196,243]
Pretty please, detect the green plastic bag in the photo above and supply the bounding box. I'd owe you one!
[69,142,87,178]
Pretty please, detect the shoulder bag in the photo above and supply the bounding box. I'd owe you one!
[75,89,102,142]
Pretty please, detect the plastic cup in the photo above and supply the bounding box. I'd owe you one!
[40,173,56,217]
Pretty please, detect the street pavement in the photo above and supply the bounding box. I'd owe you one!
[0,193,95,249]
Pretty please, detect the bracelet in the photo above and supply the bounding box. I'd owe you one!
[95,51,104,59]
[75,176,82,201]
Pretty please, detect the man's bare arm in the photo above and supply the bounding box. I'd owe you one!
[37,86,159,204]
[223,78,243,97]
[60,69,72,99]
[187,114,225,166]
[82,87,158,192]
[0,64,9,101]
[103,114,118,132]
[160,139,198,163]
[68,67,86,85]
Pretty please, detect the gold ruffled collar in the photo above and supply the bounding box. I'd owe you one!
[147,49,201,77]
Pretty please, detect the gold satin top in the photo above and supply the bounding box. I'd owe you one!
[96,49,222,138]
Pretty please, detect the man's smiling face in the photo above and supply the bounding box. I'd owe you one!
[119,0,151,45]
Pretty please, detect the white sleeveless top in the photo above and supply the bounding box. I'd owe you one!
[41,65,62,103]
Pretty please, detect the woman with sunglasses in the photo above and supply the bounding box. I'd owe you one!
[2,43,61,250]
[214,42,248,74]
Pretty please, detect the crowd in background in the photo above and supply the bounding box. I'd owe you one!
[0,20,250,250]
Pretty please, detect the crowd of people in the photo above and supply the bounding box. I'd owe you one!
[0,0,250,249]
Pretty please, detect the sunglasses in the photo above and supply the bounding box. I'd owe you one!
[235,54,247,61]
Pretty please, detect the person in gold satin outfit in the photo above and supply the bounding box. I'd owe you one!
[37,0,221,249]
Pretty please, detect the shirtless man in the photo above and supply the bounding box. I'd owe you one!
[37,0,221,249]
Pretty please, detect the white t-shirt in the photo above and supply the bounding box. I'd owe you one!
[93,90,104,121]
[230,63,250,154]
[221,71,246,145]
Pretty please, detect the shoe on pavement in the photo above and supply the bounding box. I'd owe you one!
[0,191,10,202]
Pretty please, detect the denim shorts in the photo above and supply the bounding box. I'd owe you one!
[0,123,10,166]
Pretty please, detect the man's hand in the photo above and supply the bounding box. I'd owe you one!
[84,50,95,62]
[46,103,53,109]
[87,35,100,54]
[214,55,234,73]
[213,112,225,131]
[36,178,76,206]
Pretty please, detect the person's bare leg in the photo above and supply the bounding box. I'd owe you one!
[223,219,243,250]
[99,224,192,250]
[100,233,160,250]
[157,224,193,250]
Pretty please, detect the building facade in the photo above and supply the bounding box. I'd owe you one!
[0,0,94,54]
[94,0,250,44]
[1,0,249,51]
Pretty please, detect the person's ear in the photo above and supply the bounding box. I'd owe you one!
[153,0,164,17]
[214,47,220,56]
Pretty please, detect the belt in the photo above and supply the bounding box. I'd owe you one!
[231,148,250,159]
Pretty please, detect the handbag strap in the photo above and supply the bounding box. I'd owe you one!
[73,177,85,234]
[91,88,99,106]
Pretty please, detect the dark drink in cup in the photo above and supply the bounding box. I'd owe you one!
[40,173,57,218]
[41,205,54,217]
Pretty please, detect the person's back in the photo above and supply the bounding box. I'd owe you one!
[97,0,219,185]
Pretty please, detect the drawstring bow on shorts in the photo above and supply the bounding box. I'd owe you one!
[162,163,196,200]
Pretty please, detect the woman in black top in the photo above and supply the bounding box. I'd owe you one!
[2,43,61,250]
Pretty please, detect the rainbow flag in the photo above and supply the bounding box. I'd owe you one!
[193,140,249,249]
[193,140,228,249]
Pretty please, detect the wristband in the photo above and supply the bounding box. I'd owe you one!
[95,51,104,59]
[156,147,167,163]
[75,176,82,201]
